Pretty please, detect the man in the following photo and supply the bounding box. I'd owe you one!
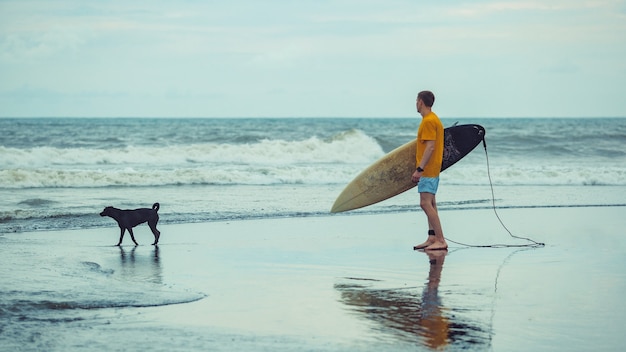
[412,90,447,251]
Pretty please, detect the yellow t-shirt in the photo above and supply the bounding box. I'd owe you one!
[416,112,444,178]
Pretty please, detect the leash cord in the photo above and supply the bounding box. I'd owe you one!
[446,136,545,249]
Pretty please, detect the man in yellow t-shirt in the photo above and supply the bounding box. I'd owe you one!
[411,91,447,251]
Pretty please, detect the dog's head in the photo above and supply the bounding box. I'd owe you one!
[100,206,114,217]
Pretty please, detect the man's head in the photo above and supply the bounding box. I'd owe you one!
[416,90,435,115]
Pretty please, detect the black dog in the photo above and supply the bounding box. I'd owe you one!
[100,203,161,246]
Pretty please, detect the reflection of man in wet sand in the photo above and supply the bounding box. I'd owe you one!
[335,250,454,349]
[419,250,450,349]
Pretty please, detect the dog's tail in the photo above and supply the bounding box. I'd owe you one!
[152,203,160,212]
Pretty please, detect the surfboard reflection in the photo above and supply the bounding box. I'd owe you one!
[335,251,488,349]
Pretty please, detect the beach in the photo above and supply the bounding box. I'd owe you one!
[2,205,626,351]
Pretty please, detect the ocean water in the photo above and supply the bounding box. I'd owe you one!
[1,117,625,233]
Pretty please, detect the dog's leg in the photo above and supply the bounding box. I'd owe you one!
[116,228,126,246]
[128,228,139,246]
[148,221,160,245]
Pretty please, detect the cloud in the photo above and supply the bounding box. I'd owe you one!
[0,0,624,117]
[0,25,87,62]
[447,0,617,17]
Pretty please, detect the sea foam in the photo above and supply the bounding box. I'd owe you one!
[0,129,383,167]
[0,129,385,188]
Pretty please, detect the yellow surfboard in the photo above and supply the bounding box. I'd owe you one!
[331,124,485,213]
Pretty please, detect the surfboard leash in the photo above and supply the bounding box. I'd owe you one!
[446,136,545,249]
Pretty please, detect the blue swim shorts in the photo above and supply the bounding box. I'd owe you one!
[417,176,440,195]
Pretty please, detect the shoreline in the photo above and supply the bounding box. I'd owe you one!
[4,198,626,235]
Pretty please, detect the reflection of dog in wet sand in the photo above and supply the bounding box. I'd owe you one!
[100,203,161,246]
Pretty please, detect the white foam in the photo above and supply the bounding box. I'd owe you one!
[0,129,383,168]
[0,164,368,188]
[442,164,626,186]
[0,129,385,189]
[2,128,625,188]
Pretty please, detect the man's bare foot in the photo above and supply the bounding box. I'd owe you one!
[413,238,435,250]
[425,240,448,251]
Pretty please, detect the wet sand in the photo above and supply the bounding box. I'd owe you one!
[2,206,626,351]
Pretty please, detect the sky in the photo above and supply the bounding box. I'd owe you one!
[1,0,625,118]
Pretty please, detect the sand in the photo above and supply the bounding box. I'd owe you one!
[2,206,626,351]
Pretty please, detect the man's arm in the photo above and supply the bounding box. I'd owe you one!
[418,140,436,170]
[411,140,435,183]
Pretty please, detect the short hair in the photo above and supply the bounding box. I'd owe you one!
[418,91,435,107]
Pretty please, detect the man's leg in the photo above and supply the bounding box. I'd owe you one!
[414,192,439,250]
[420,192,447,250]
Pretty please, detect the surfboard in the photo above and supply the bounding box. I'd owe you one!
[330,124,485,213]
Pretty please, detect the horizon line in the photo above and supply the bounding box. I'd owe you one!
[1,116,625,119]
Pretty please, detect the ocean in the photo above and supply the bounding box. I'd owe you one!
[1,117,625,233]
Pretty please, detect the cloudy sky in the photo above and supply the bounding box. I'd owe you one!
[1,0,625,118]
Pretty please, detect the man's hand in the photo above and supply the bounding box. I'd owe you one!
[411,169,422,183]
